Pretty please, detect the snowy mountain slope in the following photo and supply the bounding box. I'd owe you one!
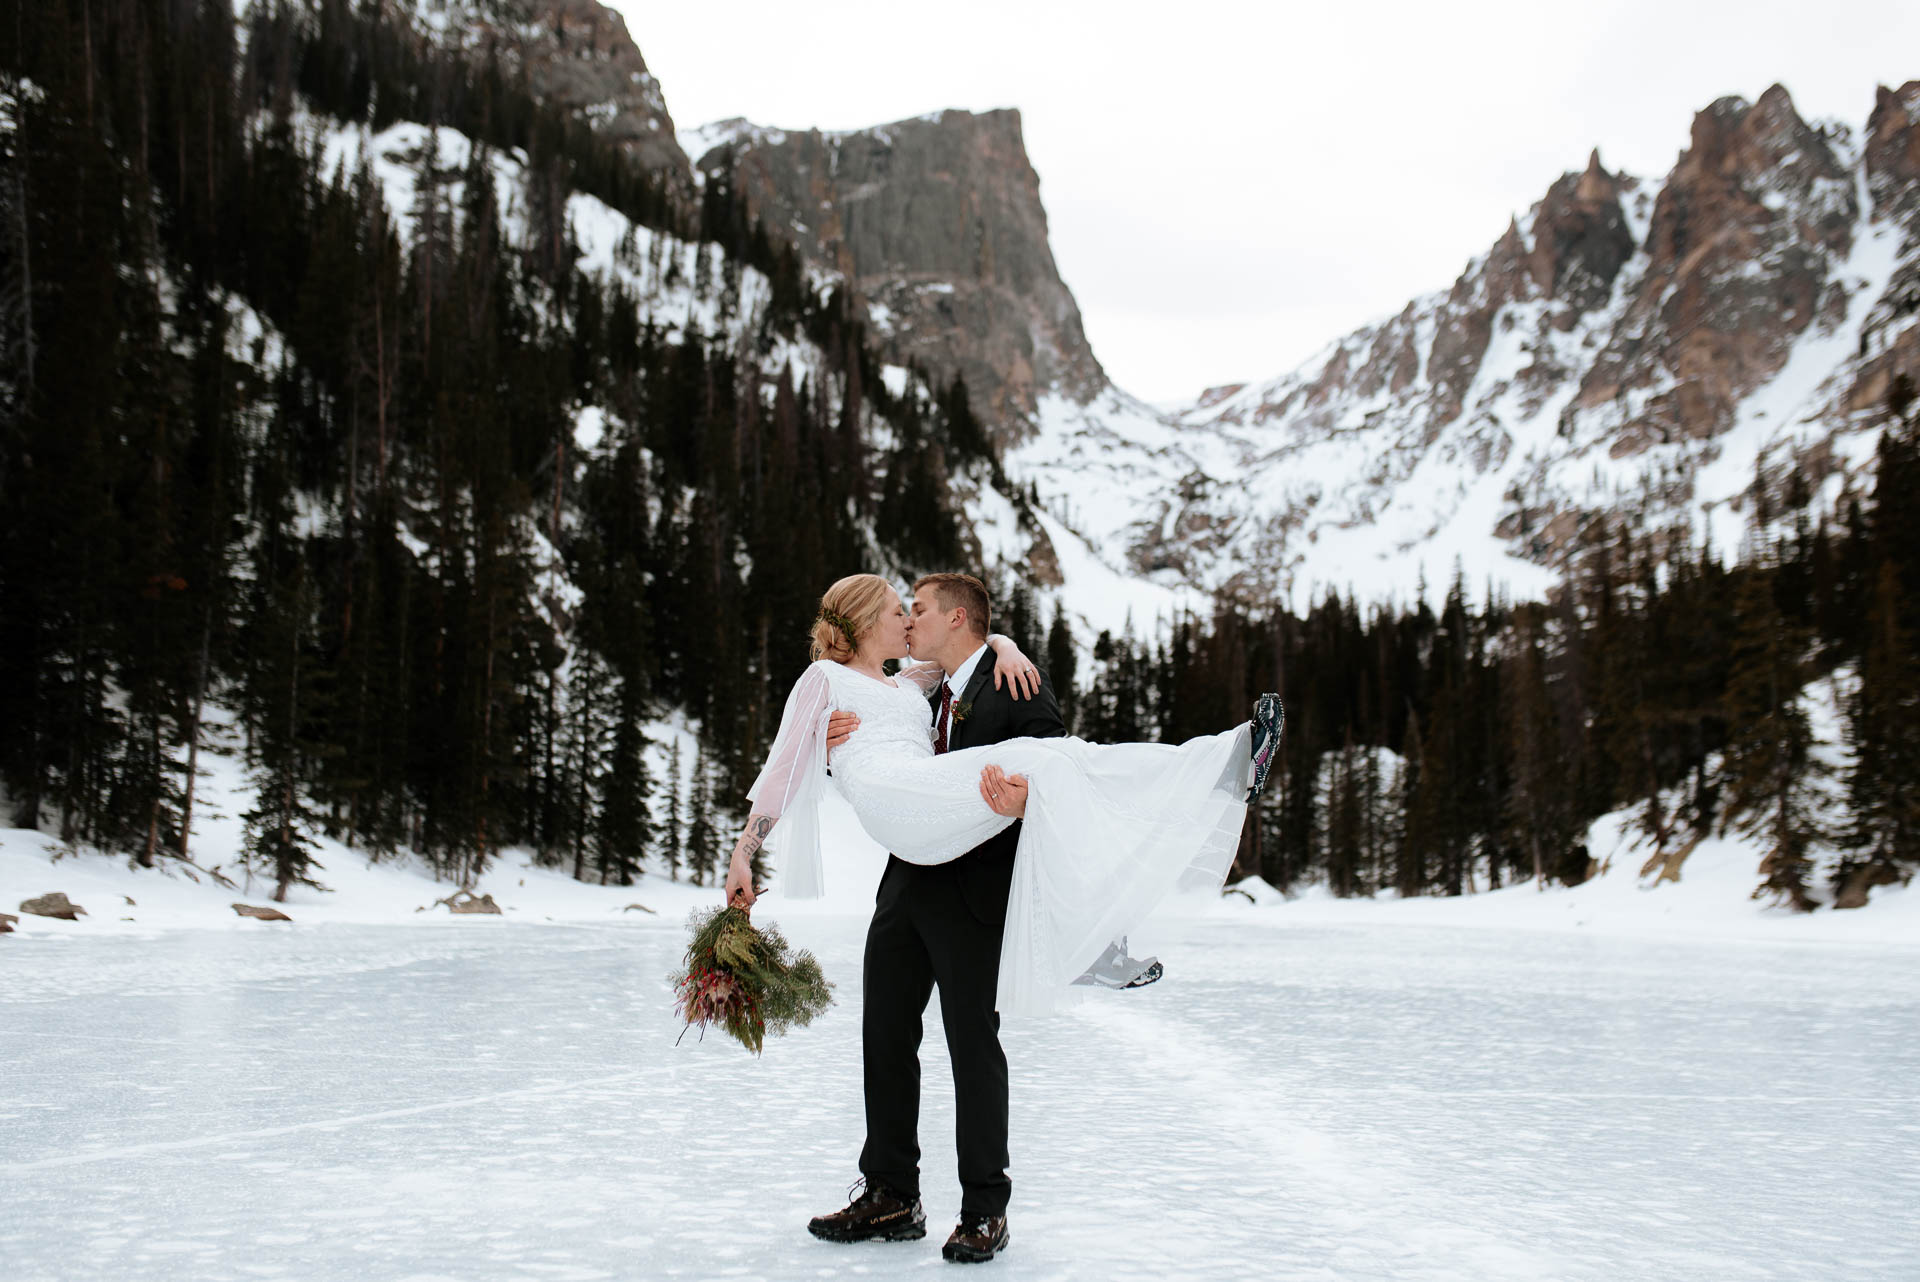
[1002,85,1920,605]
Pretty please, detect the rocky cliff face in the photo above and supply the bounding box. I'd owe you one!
[1561,85,1857,454]
[1854,82,1920,415]
[684,110,1106,440]
[452,0,694,208]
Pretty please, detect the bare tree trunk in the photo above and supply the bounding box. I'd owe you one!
[571,723,589,882]
[177,606,213,861]
[551,435,564,544]
[474,593,497,883]
[81,2,94,127]
[274,587,302,904]
[342,390,358,642]
[13,46,32,390]
[374,290,390,490]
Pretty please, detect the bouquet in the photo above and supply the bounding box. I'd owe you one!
[671,905,833,1054]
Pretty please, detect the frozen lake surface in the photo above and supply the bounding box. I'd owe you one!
[4,913,1918,1281]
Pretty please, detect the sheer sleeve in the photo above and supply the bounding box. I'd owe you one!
[744,662,835,897]
[898,661,945,694]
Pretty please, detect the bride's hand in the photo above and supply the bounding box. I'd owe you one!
[988,635,1042,700]
[724,853,757,911]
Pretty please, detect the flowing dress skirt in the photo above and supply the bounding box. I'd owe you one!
[835,725,1253,1015]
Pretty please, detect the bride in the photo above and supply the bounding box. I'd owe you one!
[722,573,1282,1014]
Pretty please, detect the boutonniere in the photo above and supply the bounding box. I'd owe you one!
[950,700,974,724]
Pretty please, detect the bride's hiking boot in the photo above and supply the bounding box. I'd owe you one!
[807,1178,927,1244]
[1248,693,1284,802]
[942,1212,1010,1263]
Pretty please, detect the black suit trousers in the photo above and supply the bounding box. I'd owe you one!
[858,855,1011,1217]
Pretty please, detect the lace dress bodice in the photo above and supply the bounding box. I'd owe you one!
[825,667,938,776]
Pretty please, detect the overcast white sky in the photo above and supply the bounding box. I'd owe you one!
[609,1,1920,404]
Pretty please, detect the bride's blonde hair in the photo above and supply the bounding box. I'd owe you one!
[810,574,897,662]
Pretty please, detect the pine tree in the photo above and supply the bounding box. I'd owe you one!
[593,675,653,886]
[1500,605,1576,885]
[687,747,721,887]
[1719,564,1824,911]
[1324,738,1365,896]
[663,738,686,883]
[239,499,325,903]
[1045,601,1078,731]
[1838,562,1920,902]
[1836,387,1920,901]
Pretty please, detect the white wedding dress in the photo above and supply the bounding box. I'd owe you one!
[747,658,1252,1015]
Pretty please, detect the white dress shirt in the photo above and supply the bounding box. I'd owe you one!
[944,641,991,701]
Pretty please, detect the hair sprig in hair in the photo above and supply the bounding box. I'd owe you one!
[816,607,859,650]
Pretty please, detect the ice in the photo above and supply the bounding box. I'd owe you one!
[5,892,1916,1280]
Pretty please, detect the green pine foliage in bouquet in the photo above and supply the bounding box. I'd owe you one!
[671,905,834,1054]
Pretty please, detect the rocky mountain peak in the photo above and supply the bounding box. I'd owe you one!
[476,0,693,206]
[1525,150,1635,322]
[1574,148,1615,203]
[686,107,1107,441]
[1562,85,1860,455]
[1866,81,1920,220]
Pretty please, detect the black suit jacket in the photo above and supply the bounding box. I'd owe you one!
[929,656,1067,924]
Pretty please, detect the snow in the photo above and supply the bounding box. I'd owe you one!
[572,405,608,452]
[1027,507,1202,644]
[6,794,1916,1281]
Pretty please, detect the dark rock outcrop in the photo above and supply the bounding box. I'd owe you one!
[465,0,693,208]
[1851,81,1920,417]
[1833,860,1906,909]
[1530,150,1638,322]
[690,110,1105,439]
[19,892,85,920]
[1567,85,1856,453]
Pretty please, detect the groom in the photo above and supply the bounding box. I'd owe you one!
[807,572,1061,1265]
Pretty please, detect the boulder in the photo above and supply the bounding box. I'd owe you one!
[19,892,86,920]
[232,903,293,922]
[438,891,502,915]
[0,912,16,933]
[1639,836,1699,886]
[1833,861,1905,910]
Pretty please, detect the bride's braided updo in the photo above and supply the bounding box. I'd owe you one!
[810,574,896,663]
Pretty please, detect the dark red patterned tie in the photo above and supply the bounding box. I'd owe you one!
[934,683,954,755]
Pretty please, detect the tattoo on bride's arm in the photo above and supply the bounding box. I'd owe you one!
[735,814,776,858]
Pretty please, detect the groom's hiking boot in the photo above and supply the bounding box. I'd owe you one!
[1248,693,1284,801]
[807,1179,926,1243]
[942,1213,1010,1263]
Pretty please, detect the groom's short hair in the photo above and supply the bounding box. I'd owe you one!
[913,572,991,638]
